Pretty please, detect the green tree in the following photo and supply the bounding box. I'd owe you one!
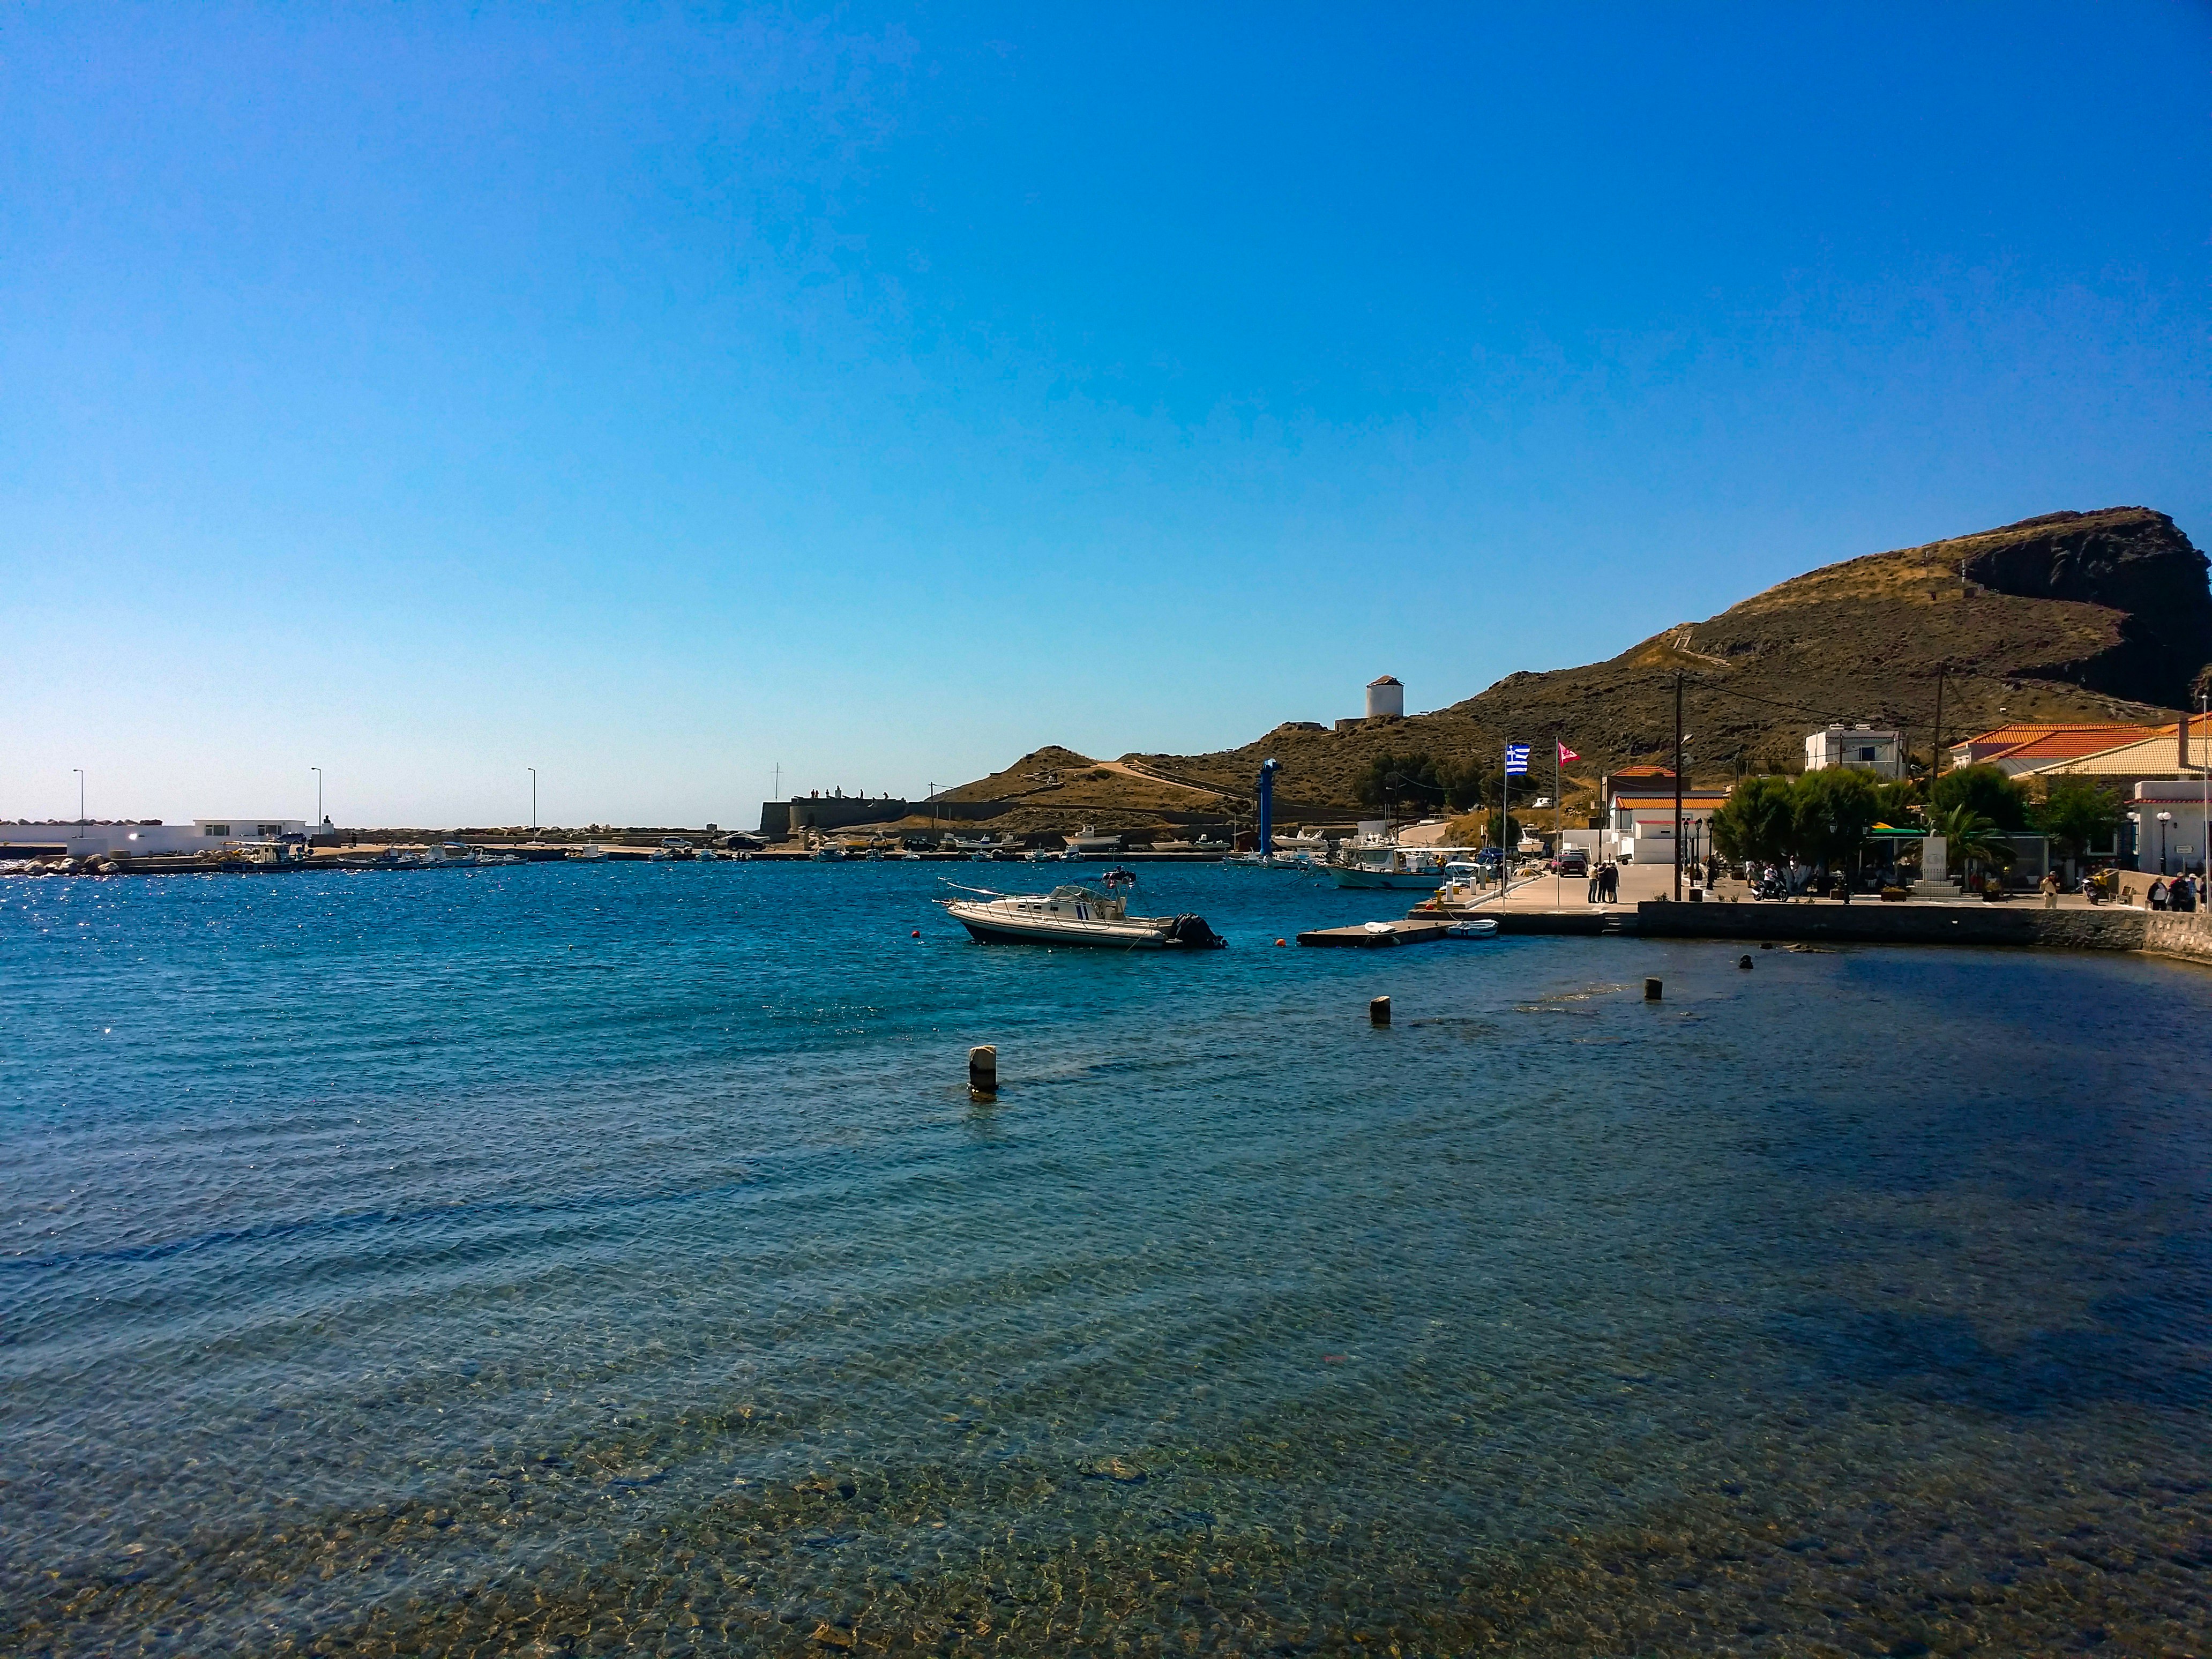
[2035,779,2120,875]
[1792,767,1882,873]
[1439,758,1490,813]
[1709,774,1797,867]
[1354,751,1443,814]
[1930,764,2031,831]
[1930,804,2015,883]
[1872,780,1924,825]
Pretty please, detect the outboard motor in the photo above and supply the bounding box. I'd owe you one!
[1167,915,1229,949]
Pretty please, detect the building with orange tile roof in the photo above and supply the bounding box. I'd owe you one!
[1948,723,2155,768]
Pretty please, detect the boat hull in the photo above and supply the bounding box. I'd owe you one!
[1326,866,1441,890]
[953,914,1169,949]
[944,897,1224,950]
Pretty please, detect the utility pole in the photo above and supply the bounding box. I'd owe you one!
[73,768,84,839]
[528,767,537,832]
[1672,674,1684,902]
[312,766,323,829]
[1930,664,1946,796]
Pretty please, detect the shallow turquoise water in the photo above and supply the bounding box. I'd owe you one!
[4,862,2209,1656]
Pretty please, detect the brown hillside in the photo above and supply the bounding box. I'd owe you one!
[1123,506,2210,810]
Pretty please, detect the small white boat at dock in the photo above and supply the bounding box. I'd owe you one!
[565,845,608,861]
[941,883,1226,950]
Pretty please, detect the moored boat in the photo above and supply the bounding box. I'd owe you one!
[1325,841,1446,889]
[941,883,1226,950]
[1063,825,1123,857]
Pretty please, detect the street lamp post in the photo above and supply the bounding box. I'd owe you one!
[72,768,84,839]
[312,766,323,831]
[528,768,537,833]
[2156,811,2173,876]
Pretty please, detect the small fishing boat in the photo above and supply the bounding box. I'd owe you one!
[565,844,608,861]
[1063,825,1123,857]
[1444,918,1499,939]
[941,883,1226,950]
[1325,841,1446,890]
[405,841,479,869]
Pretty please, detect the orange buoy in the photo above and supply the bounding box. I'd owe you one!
[1274,937,1286,946]
[910,929,921,938]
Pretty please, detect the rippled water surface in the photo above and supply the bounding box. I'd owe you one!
[4,862,2210,1656]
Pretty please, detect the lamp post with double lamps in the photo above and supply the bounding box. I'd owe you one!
[72,768,85,839]
[2156,812,2173,876]
[312,767,323,833]
[529,768,537,833]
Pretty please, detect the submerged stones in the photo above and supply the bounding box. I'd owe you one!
[1080,1456,1148,1484]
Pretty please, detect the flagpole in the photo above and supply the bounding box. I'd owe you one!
[1555,735,1562,911]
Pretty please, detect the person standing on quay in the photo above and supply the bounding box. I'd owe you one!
[2040,869,2060,910]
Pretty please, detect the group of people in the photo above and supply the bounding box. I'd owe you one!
[1582,861,1620,904]
[2148,872,2203,912]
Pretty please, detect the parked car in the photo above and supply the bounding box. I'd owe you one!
[1551,848,1590,876]
[659,836,693,850]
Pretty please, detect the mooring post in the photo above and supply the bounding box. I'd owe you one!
[1370,996,1392,1027]
[1644,977,1663,1001]
[969,1044,998,1095]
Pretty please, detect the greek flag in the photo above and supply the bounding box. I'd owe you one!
[1504,743,1530,775]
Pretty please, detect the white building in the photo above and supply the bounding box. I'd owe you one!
[1365,675,1404,720]
[0,817,307,858]
[1805,725,1904,779]
[193,817,305,843]
[2132,781,2212,876]
[1609,789,1732,863]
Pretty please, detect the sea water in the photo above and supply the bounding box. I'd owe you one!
[3,862,2208,1656]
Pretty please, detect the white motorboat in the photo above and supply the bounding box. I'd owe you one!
[1063,825,1123,857]
[941,883,1226,950]
[811,842,847,861]
[1271,829,1328,853]
[1445,918,1499,938]
[566,844,608,861]
[945,832,1016,856]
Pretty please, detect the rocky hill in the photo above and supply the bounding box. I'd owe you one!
[1123,506,2210,812]
[935,507,2210,828]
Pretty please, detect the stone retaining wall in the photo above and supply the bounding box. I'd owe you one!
[2142,911,2212,966]
[1635,900,2149,951]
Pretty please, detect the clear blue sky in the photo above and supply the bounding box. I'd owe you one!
[5,4,2208,827]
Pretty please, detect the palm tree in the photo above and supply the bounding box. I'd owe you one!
[1929,804,2013,888]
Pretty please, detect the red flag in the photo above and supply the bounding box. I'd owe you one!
[1557,741,1580,764]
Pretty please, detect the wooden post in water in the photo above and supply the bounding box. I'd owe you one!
[969,1045,997,1095]
[1369,996,1392,1027]
[1644,977,1663,1001]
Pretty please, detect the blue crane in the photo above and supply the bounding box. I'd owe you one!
[1257,758,1280,860]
